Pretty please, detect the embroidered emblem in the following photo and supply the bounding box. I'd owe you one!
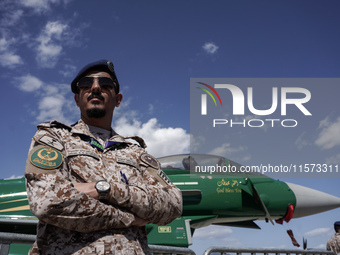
[105,141,121,149]
[89,138,104,152]
[30,147,63,170]
[38,135,63,151]
[140,153,160,169]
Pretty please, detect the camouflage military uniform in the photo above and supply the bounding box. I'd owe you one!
[327,233,340,254]
[25,119,182,255]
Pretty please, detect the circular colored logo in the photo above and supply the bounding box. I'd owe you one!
[30,147,63,170]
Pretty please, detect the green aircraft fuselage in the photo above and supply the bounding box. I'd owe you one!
[0,154,303,253]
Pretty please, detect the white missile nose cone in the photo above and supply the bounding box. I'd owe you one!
[286,182,340,218]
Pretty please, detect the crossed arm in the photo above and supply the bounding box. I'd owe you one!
[26,130,182,232]
[73,182,148,227]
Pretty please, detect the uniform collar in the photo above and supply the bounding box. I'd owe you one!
[71,119,113,137]
[71,119,129,144]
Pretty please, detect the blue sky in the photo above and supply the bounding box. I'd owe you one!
[1,0,340,253]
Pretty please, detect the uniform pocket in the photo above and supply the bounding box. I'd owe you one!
[66,149,104,182]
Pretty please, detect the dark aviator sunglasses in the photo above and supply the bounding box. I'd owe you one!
[77,76,116,93]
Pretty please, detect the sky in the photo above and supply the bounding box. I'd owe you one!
[1,0,340,254]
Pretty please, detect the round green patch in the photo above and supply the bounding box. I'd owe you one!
[30,147,63,170]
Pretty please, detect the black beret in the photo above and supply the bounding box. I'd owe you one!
[71,59,120,94]
[335,221,340,226]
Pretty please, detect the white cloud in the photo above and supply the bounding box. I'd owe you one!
[315,117,340,149]
[16,74,43,92]
[0,52,22,67]
[192,226,244,253]
[5,175,24,179]
[35,83,78,124]
[36,96,66,123]
[325,153,340,164]
[304,227,332,237]
[15,74,77,124]
[0,1,79,70]
[19,0,70,13]
[295,132,310,150]
[192,225,242,246]
[190,134,205,153]
[59,63,77,78]
[0,37,23,68]
[43,84,60,96]
[0,38,9,51]
[315,244,326,249]
[209,143,247,158]
[318,116,331,129]
[148,104,154,115]
[36,21,68,67]
[190,136,250,162]
[202,42,219,54]
[44,21,68,39]
[194,225,233,239]
[0,9,23,27]
[239,155,251,162]
[114,116,190,157]
[15,74,189,152]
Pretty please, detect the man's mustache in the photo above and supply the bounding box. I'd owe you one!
[87,93,104,101]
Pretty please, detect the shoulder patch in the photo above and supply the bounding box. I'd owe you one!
[30,147,63,170]
[140,153,160,169]
[38,135,63,151]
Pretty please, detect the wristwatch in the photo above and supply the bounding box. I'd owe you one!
[95,180,111,201]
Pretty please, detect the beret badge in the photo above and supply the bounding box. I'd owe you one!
[107,61,114,73]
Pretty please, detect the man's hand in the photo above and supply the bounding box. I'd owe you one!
[73,182,149,227]
[132,215,149,227]
[73,182,98,199]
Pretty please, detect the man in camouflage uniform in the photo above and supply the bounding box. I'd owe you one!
[327,221,340,254]
[25,59,183,254]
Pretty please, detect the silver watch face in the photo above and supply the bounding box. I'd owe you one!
[96,180,110,192]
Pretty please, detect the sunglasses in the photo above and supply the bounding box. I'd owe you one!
[77,76,116,92]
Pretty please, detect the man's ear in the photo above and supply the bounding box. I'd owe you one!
[74,93,80,107]
[116,93,123,107]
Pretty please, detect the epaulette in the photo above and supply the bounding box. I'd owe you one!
[37,120,72,131]
[122,136,147,149]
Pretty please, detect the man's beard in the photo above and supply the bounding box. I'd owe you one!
[86,108,106,118]
[86,92,106,118]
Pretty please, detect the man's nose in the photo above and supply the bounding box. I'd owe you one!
[91,78,101,92]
